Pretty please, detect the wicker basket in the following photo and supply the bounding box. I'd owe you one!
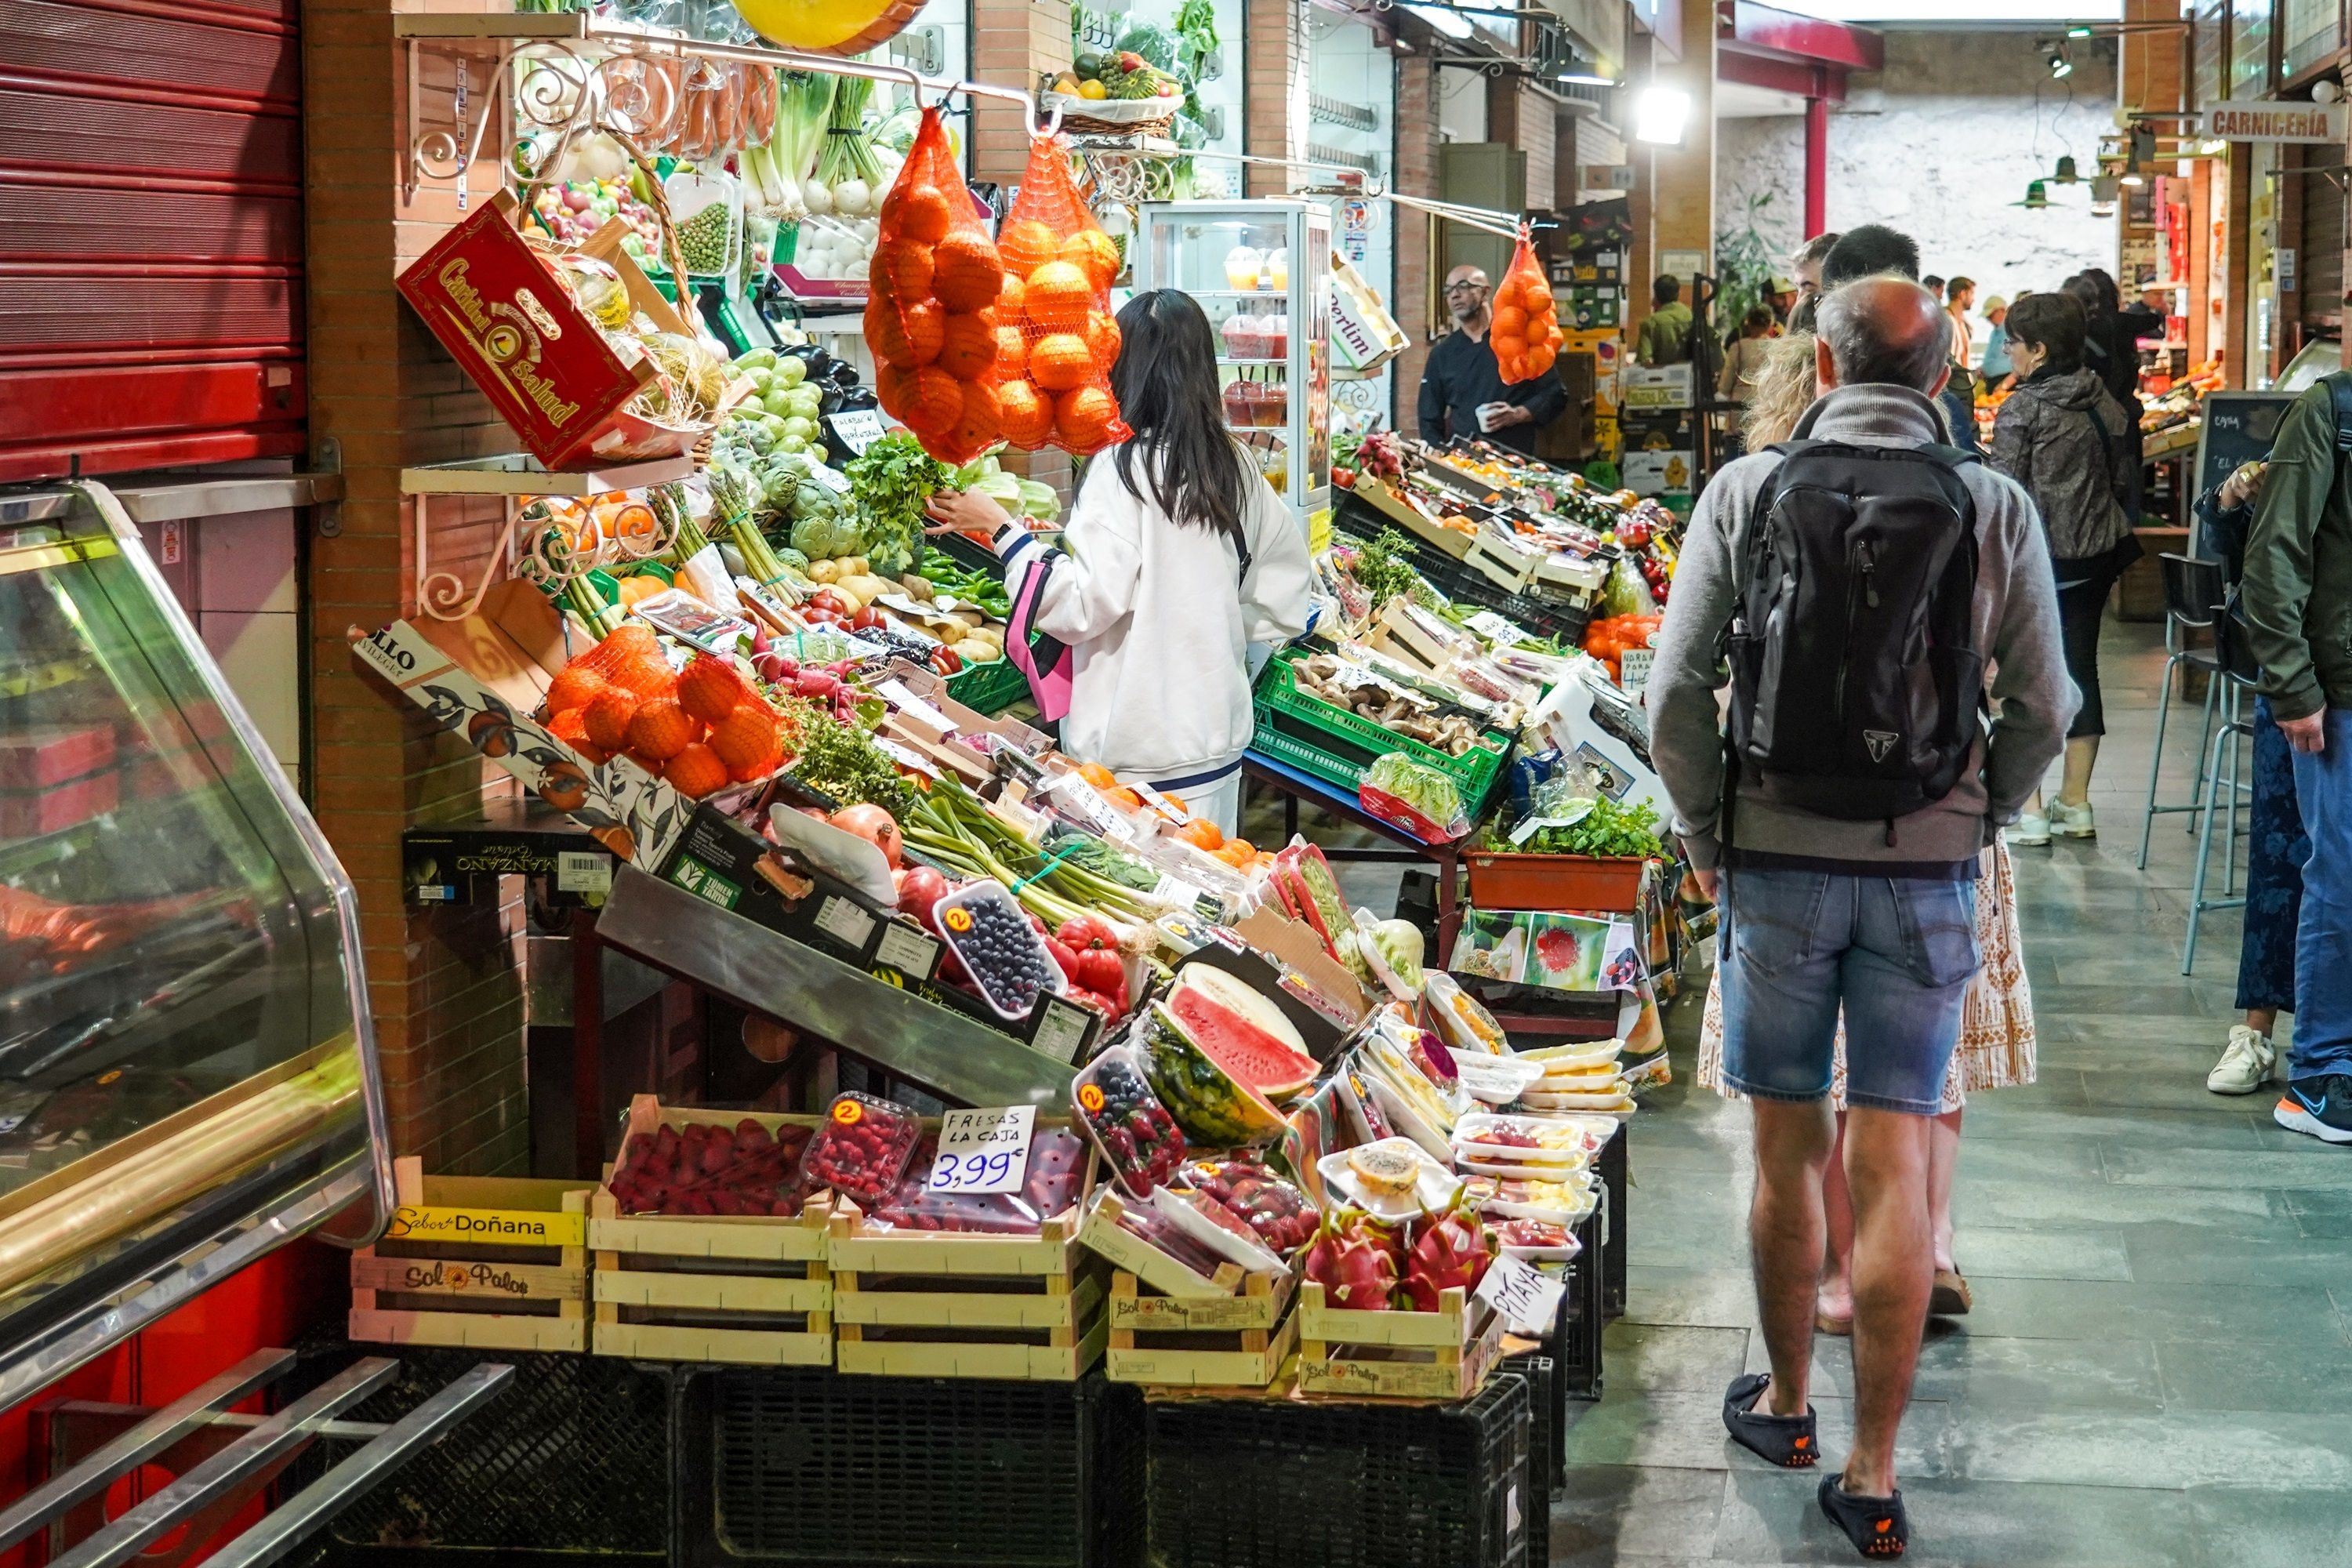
[1045,92,1178,139]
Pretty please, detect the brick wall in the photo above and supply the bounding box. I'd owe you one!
[1245,0,1310,197]
[1392,54,1439,434]
[1519,88,1558,217]
[304,2,529,1176]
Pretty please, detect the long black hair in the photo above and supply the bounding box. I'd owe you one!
[1108,289,1250,551]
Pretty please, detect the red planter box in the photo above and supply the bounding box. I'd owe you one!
[1463,851,1649,913]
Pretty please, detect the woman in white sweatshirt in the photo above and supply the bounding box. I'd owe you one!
[924,290,1313,833]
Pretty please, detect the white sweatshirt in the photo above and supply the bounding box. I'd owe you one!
[991,446,1312,784]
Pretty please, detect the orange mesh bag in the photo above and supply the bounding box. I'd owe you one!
[1490,231,1563,385]
[995,135,1132,456]
[869,106,1007,466]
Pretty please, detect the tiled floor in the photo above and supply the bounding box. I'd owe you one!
[1553,620,2352,1566]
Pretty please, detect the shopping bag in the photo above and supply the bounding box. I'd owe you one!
[993,134,1132,455]
[868,105,1007,465]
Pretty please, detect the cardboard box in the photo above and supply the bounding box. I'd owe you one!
[656,805,904,973]
[396,192,713,470]
[1622,364,1695,410]
[1620,408,1697,448]
[1622,448,1697,496]
[1570,298,1621,329]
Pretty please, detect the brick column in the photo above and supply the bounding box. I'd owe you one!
[972,0,1070,190]
[1392,53,1441,435]
[1245,0,1311,196]
[304,2,528,1174]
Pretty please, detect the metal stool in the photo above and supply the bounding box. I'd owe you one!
[2139,554,2238,869]
[2183,671,2259,972]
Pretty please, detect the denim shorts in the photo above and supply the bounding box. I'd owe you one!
[1717,866,1982,1116]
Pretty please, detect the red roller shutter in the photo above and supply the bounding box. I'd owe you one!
[0,0,304,483]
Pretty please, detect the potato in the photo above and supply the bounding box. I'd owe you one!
[952,637,998,663]
[844,556,871,576]
[843,574,891,602]
[948,607,986,631]
[808,560,840,585]
[900,575,935,602]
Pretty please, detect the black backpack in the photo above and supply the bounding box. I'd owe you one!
[1725,397,1987,826]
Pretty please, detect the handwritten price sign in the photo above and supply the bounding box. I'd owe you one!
[924,1105,1036,1196]
[1477,1253,1567,1336]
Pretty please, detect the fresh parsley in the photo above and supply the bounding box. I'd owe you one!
[843,430,948,579]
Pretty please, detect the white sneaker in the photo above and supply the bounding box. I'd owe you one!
[2050,800,2096,838]
[2208,1025,2277,1095]
[2008,811,2052,847]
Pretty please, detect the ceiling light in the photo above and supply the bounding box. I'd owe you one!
[1556,71,1617,87]
[2047,45,2074,78]
[2016,179,2049,209]
[2053,154,2080,183]
[1634,85,1691,145]
[2120,169,2146,186]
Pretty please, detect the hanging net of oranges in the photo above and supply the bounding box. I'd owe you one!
[1490,228,1563,385]
[991,134,1133,456]
[867,106,1009,466]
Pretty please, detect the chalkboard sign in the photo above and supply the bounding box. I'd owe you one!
[2193,390,2302,506]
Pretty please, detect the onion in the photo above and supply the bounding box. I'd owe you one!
[800,180,833,216]
[830,804,902,867]
[831,178,870,217]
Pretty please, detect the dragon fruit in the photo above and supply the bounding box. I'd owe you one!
[1400,1190,1498,1312]
[1303,1205,1402,1311]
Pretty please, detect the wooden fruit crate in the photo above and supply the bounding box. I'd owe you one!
[1106,1269,1298,1390]
[828,1199,1105,1381]
[349,1156,592,1353]
[1076,1189,1252,1300]
[1296,1283,1508,1401]
[589,1097,832,1367]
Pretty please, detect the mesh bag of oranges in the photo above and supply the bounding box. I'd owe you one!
[868,106,1008,466]
[1490,231,1563,384]
[992,135,1132,456]
[539,626,789,800]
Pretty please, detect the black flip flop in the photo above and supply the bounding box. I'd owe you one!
[1818,1472,1907,1559]
[1721,1372,1818,1468]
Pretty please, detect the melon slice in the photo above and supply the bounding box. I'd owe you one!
[1167,967,1318,1100]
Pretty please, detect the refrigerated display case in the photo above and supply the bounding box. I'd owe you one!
[0,480,393,1405]
[1134,200,1333,527]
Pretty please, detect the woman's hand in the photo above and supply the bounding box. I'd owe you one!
[2221,460,2270,512]
[924,488,1011,537]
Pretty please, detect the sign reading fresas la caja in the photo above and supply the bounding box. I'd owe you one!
[2207,100,2348,143]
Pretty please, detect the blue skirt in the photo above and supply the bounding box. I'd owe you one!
[2239,697,2309,1014]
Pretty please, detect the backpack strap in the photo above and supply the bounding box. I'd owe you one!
[2329,370,2352,455]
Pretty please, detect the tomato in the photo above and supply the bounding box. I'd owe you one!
[851,606,885,631]
[1071,946,1124,999]
[1056,914,1117,954]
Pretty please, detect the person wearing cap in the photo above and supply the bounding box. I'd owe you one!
[1980,293,2014,390]
[1767,274,1799,330]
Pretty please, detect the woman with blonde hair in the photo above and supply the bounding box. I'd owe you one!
[1695,322,2039,1329]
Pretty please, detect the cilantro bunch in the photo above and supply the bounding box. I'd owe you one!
[844,430,949,579]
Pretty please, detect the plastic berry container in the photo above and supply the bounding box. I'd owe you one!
[934,880,1062,1020]
[800,1091,922,1210]
[1181,1153,1319,1255]
[1071,1043,1189,1198]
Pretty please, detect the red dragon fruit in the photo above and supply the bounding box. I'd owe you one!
[1400,1191,1499,1312]
[1303,1206,1402,1310]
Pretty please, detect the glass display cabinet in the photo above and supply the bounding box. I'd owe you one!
[1134,200,1333,528]
[0,481,390,1402]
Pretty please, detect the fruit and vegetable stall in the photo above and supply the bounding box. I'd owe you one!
[345,17,1677,1566]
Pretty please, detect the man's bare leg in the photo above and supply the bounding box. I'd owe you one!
[1748,1094,1838,1416]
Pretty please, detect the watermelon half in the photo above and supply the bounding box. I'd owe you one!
[1167,967,1319,1101]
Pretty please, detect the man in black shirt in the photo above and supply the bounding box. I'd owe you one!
[1415,264,1570,456]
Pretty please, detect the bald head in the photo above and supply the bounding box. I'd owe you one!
[1445,265,1490,325]
[1814,276,1952,397]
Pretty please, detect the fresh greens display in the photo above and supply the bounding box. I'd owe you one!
[916,557,1011,619]
[844,430,948,578]
[1350,528,1421,609]
[1500,797,1665,860]
[781,699,917,818]
[1363,751,1468,835]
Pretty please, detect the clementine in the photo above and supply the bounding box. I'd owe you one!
[996,379,1053,446]
[1029,333,1093,392]
[931,231,1006,312]
[1022,261,1093,332]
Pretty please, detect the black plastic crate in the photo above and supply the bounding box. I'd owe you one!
[1144,1372,1533,1568]
[672,1365,1142,1568]
[1559,1207,1607,1402]
[285,1346,668,1563]
[1333,498,1602,648]
[1504,1352,1559,1501]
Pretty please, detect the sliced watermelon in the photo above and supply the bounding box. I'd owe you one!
[1168,967,1319,1101]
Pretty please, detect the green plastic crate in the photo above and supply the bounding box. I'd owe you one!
[1250,648,1512,818]
[946,655,1028,716]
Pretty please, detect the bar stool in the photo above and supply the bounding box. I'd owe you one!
[2137,554,2236,870]
[2181,590,2265,975]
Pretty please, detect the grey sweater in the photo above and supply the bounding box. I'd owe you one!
[1648,383,2079,874]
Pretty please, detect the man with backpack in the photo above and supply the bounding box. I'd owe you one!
[1649,276,2074,1559]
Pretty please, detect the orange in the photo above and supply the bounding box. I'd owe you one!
[936,311,1000,379]
[1055,385,1120,451]
[677,655,749,724]
[543,663,608,717]
[902,366,964,437]
[1083,310,1121,367]
[609,650,676,702]
[582,687,640,751]
[1058,229,1121,290]
[882,182,953,245]
[1178,818,1224,851]
[875,361,919,423]
[998,217,1059,279]
[1105,785,1143,810]
[874,241,934,304]
[549,706,593,748]
[898,299,949,367]
[995,324,1030,376]
[708,703,782,772]
[1029,333,1093,392]
[579,623,658,679]
[997,379,1053,446]
[943,376,1000,456]
[1490,332,1527,369]
[1022,261,1093,332]
[624,696,696,762]
[1490,305,1527,341]
[664,742,730,800]
[999,270,1026,320]
[1077,761,1118,789]
[931,231,1006,312]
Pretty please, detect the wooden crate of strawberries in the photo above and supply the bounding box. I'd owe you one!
[349,1157,591,1353]
[590,1097,832,1367]
[826,1118,1105,1381]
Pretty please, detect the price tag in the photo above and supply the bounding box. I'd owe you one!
[812,895,877,952]
[828,407,889,455]
[924,1105,1036,1195]
[874,921,939,978]
[556,851,612,895]
[1477,1253,1567,1335]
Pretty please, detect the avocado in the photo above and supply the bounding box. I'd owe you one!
[1075,51,1105,79]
